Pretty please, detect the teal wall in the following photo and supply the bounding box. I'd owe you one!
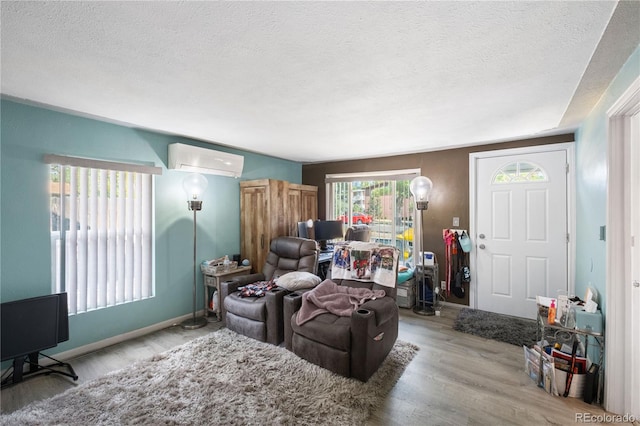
[575,44,640,314]
[0,99,301,355]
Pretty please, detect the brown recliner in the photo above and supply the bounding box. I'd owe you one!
[344,225,371,242]
[283,249,399,382]
[221,237,318,345]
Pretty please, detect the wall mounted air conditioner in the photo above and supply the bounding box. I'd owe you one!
[168,143,244,178]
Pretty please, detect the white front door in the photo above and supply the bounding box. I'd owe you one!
[474,149,569,319]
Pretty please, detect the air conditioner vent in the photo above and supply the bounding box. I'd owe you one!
[168,143,244,178]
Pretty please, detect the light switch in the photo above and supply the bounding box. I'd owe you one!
[453,217,460,227]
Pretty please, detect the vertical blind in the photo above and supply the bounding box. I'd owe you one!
[47,155,161,314]
[326,169,420,263]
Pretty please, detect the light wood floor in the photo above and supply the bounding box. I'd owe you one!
[1,306,623,425]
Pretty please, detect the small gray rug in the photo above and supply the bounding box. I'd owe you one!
[453,308,538,347]
[1,328,418,425]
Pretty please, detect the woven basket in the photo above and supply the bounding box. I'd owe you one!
[201,261,238,274]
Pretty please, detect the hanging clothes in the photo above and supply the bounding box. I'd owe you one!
[442,229,456,296]
[443,229,471,299]
[452,233,465,298]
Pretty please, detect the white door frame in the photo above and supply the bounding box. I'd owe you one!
[605,75,640,415]
[469,143,576,310]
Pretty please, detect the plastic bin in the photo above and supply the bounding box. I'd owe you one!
[396,277,415,309]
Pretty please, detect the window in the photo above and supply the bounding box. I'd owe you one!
[46,155,161,315]
[326,169,420,263]
[492,161,548,184]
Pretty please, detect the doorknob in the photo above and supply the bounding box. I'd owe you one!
[479,244,486,249]
[634,280,639,288]
[479,234,485,239]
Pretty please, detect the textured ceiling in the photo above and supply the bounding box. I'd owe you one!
[1,1,638,163]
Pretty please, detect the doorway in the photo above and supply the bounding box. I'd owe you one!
[605,75,639,416]
[470,144,574,319]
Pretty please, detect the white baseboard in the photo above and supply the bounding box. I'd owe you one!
[2,311,205,373]
[53,311,204,362]
[441,301,465,310]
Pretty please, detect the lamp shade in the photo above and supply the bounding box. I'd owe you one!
[182,173,208,201]
[410,176,433,210]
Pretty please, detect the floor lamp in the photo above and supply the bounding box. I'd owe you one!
[181,173,209,330]
[410,176,435,316]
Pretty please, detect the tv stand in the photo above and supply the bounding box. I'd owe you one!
[1,352,78,389]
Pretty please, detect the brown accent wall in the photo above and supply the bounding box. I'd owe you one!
[302,133,574,306]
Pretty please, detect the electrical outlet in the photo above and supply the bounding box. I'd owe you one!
[453,217,460,227]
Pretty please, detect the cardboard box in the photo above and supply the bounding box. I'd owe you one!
[421,251,435,266]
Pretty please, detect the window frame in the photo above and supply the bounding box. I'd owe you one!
[46,155,161,315]
[325,169,421,263]
[492,161,549,184]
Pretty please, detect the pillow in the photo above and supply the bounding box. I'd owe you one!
[275,271,321,291]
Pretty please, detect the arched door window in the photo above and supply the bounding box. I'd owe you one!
[492,161,548,184]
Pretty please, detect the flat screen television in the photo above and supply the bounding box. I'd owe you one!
[314,220,344,251]
[1,292,69,362]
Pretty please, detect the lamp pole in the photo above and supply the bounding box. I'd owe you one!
[410,176,435,316]
[181,174,208,330]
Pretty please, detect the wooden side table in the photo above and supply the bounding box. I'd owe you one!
[203,265,251,321]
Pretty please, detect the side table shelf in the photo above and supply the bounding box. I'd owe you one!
[535,313,605,403]
[203,265,251,322]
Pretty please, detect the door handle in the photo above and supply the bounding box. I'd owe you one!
[479,234,485,239]
[634,280,639,288]
[479,244,486,249]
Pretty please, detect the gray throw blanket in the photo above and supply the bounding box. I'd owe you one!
[296,279,386,325]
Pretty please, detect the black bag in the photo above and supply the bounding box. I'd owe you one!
[453,269,465,298]
[452,234,467,298]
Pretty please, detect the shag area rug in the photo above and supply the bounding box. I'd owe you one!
[1,328,418,425]
[453,308,538,347]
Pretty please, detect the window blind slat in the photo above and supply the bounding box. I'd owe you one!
[67,166,78,315]
[117,173,126,304]
[141,174,152,298]
[97,170,108,308]
[108,171,117,306]
[133,174,142,300]
[77,168,88,313]
[125,173,134,302]
[88,169,98,310]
